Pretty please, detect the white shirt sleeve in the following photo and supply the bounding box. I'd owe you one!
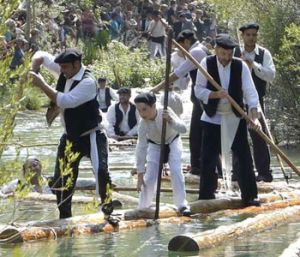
[135,120,148,173]
[32,51,60,79]
[195,58,211,104]
[109,88,119,101]
[241,62,259,110]
[168,107,187,133]
[252,48,275,83]
[106,104,117,137]
[174,47,206,78]
[56,77,97,109]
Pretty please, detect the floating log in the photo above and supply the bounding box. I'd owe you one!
[124,205,179,220]
[190,190,300,214]
[2,191,139,206]
[168,205,300,252]
[0,206,190,243]
[279,236,300,257]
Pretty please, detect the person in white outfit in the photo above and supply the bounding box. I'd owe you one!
[147,10,168,59]
[134,92,191,216]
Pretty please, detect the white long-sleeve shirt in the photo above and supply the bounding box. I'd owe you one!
[174,41,207,79]
[97,87,119,110]
[135,106,186,173]
[32,51,97,131]
[238,44,276,83]
[195,56,259,125]
[106,102,140,137]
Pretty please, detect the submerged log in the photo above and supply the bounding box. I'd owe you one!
[0,206,190,243]
[279,236,300,257]
[168,205,300,252]
[3,191,139,206]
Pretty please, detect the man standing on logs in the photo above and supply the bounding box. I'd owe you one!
[134,92,191,216]
[152,29,207,176]
[195,34,260,206]
[29,48,114,219]
[234,22,276,183]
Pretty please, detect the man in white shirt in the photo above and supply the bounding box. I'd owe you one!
[147,10,168,59]
[134,92,191,216]
[29,48,114,219]
[106,87,139,141]
[233,22,276,183]
[152,30,208,176]
[195,34,261,207]
[96,77,118,113]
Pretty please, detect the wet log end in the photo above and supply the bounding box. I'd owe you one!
[168,235,199,252]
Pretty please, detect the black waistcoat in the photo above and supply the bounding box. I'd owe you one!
[234,46,266,97]
[114,102,137,135]
[203,55,244,117]
[97,87,112,108]
[56,69,100,140]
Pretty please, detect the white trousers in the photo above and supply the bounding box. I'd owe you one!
[149,41,165,59]
[138,137,188,210]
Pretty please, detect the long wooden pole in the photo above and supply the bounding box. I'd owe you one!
[260,111,290,183]
[155,28,173,220]
[172,39,300,177]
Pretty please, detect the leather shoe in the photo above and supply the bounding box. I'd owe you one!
[243,199,261,207]
[179,207,192,217]
[256,174,273,183]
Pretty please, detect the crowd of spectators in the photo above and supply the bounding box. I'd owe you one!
[1,0,221,65]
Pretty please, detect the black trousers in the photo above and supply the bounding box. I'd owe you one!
[233,97,271,175]
[51,131,112,219]
[250,96,271,175]
[199,120,258,202]
[189,103,203,173]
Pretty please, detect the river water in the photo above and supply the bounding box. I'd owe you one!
[1,89,300,257]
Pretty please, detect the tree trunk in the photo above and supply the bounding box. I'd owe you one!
[168,205,300,252]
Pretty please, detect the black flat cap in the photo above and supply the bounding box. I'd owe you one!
[134,92,156,106]
[176,29,196,43]
[98,77,107,82]
[239,22,259,32]
[54,48,82,63]
[117,87,131,95]
[215,33,238,49]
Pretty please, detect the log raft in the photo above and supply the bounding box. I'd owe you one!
[168,205,300,252]
[0,206,190,243]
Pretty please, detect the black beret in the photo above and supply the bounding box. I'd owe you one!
[54,48,82,63]
[117,87,131,95]
[134,92,156,106]
[239,22,259,32]
[215,33,238,49]
[98,77,107,82]
[176,29,196,43]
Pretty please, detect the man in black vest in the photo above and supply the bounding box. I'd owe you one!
[195,34,260,207]
[96,77,118,113]
[234,22,276,182]
[29,48,114,219]
[106,87,139,141]
[152,30,208,176]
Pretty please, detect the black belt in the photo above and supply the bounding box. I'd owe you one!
[147,134,179,163]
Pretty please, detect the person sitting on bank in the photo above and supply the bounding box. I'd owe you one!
[106,87,139,140]
[96,77,118,113]
[134,92,191,216]
[0,157,52,196]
